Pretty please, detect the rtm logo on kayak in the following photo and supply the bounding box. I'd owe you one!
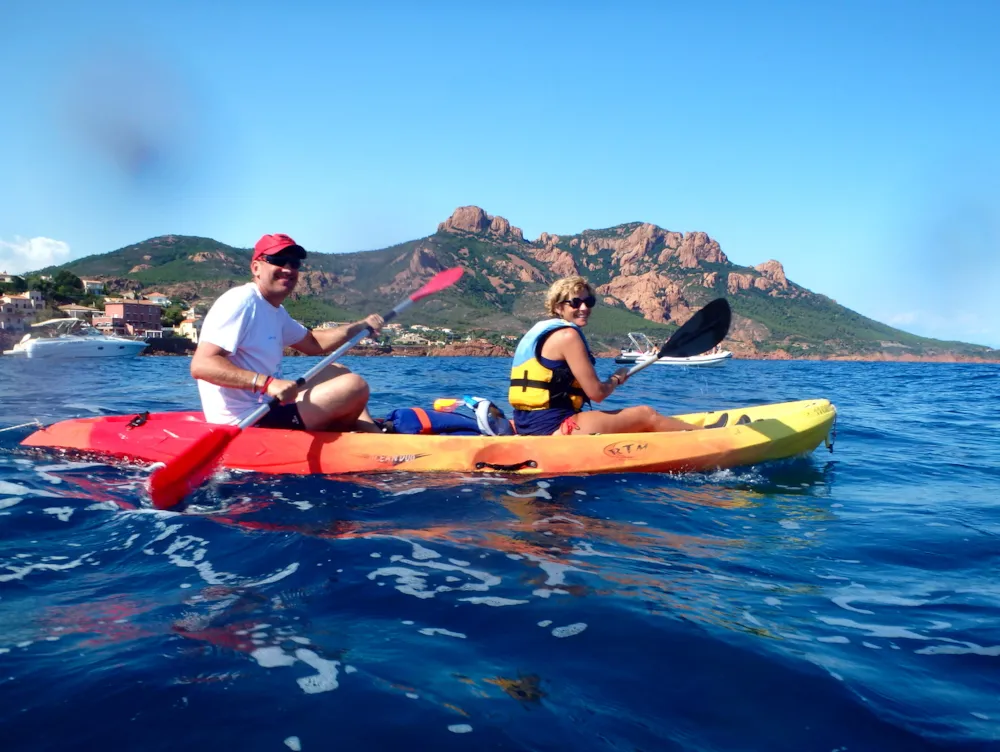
[603,440,649,459]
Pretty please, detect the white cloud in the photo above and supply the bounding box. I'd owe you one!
[0,237,72,275]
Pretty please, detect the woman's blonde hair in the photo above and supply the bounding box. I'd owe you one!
[544,275,593,317]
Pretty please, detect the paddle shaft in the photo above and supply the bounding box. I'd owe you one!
[237,296,416,430]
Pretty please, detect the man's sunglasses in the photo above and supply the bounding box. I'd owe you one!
[560,295,597,309]
[260,254,303,270]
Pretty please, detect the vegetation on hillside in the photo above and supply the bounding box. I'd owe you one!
[17,229,998,359]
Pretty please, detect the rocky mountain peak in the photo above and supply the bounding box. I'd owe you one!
[437,206,525,243]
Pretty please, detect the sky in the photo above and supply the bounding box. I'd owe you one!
[1,0,997,346]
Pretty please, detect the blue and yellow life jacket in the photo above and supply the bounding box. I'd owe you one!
[508,319,594,412]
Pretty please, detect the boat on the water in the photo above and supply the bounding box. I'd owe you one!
[614,332,733,366]
[2,318,148,359]
[21,399,836,477]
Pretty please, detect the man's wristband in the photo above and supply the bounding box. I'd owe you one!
[251,373,260,393]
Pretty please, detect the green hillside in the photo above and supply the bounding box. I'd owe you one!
[26,215,999,360]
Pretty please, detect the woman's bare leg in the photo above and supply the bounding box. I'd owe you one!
[559,405,692,435]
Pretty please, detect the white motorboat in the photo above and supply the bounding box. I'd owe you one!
[2,318,148,359]
[614,332,732,367]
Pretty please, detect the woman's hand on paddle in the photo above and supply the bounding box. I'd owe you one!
[266,378,299,405]
[608,367,630,390]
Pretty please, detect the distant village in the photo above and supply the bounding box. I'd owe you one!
[0,271,508,350]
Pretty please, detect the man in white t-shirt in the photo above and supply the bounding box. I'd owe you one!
[191,233,384,432]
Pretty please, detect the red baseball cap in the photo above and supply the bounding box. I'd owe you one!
[252,233,307,261]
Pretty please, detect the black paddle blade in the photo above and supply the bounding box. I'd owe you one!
[659,298,732,358]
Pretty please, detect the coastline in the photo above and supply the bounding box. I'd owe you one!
[2,329,993,364]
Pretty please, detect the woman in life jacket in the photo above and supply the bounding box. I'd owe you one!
[508,276,693,436]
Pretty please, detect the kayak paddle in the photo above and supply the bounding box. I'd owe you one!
[625,298,732,378]
[148,266,465,510]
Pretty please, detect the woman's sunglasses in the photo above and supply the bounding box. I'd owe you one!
[261,254,303,270]
[560,295,597,309]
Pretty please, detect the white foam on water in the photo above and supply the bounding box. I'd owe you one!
[0,553,91,582]
[538,620,552,627]
[831,593,931,615]
[915,643,1000,656]
[0,481,59,498]
[42,507,74,522]
[368,567,436,599]
[630,521,648,526]
[291,501,313,511]
[0,498,22,510]
[971,712,990,720]
[817,636,850,644]
[295,649,339,693]
[862,642,882,649]
[84,502,119,512]
[406,692,418,699]
[818,616,930,641]
[534,588,570,599]
[778,520,800,530]
[370,553,382,558]
[406,541,441,560]
[447,724,473,734]
[445,576,460,582]
[402,620,415,625]
[743,611,762,626]
[552,623,587,638]
[284,736,302,751]
[506,486,553,500]
[449,559,470,567]
[391,487,426,496]
[251,646,297,668]
[344,665,357,674]
[418,628,467,639]
[764,597,781,606]
[506,554,523,560]
[64,402,106,414]
[368,557,500,600]
[289,636,311,645]
[459,597,529,607]
[0,648,9,654]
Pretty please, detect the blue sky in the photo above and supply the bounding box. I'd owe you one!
[1,1,997,346]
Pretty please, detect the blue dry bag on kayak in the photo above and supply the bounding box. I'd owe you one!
[381,397,516,436]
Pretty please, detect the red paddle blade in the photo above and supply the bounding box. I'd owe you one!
[148,425,241,510]
[410,267,463,302]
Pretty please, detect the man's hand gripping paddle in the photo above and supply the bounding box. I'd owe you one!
[148,267,465,510]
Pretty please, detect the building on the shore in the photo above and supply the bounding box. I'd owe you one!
[0,272,18,284]
[175,317,201,343]
[81,279,105,293]
[93,300,163,338]
[394,332,431,345]
[144,292,171,307]
[57,303,101,320]
[0,290,44,331]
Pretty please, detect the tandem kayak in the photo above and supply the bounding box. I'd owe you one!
[20,399,836,476]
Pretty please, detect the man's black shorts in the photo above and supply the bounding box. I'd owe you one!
[256,401,306,430]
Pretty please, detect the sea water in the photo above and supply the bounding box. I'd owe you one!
[0,356,997,750]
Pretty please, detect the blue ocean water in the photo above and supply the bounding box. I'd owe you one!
[1,355,998,751]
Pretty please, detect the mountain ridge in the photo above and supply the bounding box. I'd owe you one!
[31,207,999,361]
